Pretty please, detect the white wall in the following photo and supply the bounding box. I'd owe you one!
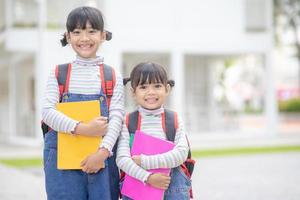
[4,0,274,72]
[105,0,273,53]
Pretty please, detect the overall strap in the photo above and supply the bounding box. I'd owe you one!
[126,110,141,134]
[100,64,116,108]
[55,63,71,102]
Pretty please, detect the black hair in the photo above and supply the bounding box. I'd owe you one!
[60,6,112,46]
[123,62,175,91]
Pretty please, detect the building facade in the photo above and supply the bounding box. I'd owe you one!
[0,0,277,145]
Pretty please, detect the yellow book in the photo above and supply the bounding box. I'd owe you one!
[56,100,102,169]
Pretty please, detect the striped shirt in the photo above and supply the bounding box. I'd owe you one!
[116,106,189,183]
[42,55,124,152]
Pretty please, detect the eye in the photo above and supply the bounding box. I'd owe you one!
[88,29,98,34]
[71,30,81,35]
[139,85,147,90]
[154,84,163,88]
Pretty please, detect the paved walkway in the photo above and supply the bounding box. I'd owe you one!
[193,152,300,200]
[0,132,300,199]
[0,164,46,200]
[1,152,300,200]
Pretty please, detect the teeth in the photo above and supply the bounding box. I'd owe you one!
[79,44,92,49]
[146,98,157,103]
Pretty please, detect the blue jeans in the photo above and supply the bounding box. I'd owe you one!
[121,167,191,200]
[44,92,119,200]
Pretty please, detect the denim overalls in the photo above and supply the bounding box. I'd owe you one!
[121,166,191,200]
[44,91,119,200]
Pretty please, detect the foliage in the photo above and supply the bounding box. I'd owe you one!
[278,98,300,112]
[244,105,263,114]
[274,0,300,88]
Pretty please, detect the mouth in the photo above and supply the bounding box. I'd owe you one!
[78,44,93,50]
[145,97,158,104]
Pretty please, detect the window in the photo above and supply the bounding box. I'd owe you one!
[13,0,38,28]
[245,0,267,32]
[0,0,4,31]
[47,0,102,29]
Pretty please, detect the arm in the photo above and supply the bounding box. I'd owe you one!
[117,121,171,189]
[99,71,125,153]
[42,68,107,136]
[140,115,189,170]
[42,68,79,133]
[116,122,151,182]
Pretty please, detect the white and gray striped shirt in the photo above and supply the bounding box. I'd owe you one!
[42,55,124,152]
[116,106,189,183]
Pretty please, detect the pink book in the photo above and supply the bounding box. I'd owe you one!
[121,130,175,200]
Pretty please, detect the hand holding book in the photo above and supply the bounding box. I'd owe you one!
[74,116,108,137]
[146,173,171,190]
[81,148,109,173]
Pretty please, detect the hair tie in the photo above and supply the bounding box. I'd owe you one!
[106,31,112,41]
[123,77,131,86]
[60,33,68,47]
[167,80,175,87]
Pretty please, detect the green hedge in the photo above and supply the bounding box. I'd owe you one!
[279,98,300,112]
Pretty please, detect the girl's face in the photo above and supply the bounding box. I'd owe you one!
[67,22,105,59]
[132,82,170,110]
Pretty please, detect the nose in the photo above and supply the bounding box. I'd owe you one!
[146,86,155,94]
[80,31,89,41]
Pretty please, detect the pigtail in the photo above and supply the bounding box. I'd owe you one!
[105,31,112,41]
[123,77,131,86]
[167,80,175,87]
[60,33,68,47]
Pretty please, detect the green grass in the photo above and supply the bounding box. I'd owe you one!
[0,158,42,168]
[192,145,300,158]
[0,145,300,168]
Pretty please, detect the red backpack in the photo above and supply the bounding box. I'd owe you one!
[41,63,116,136]
[125,109,195,198]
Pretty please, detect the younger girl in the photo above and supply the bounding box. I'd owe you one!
[117,62,192,199]
[42,6,124,200]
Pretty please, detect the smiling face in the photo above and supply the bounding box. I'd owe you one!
[67,22,105,58]
[132,82,170,110]
[129,62,172,110]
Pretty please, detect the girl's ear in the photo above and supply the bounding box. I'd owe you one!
[166,84,171,95]
[130,87,135,97]
[66,32,71,44]
[100,31,106,42]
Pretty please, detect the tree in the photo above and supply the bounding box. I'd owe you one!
[274,0,300,90]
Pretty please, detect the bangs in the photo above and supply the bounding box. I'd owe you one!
[66,7,104,32]
[138,71,165,86]
[131,62,168,89]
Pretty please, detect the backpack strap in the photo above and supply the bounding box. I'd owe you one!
[126,110,141,134]
[163,109,178,142]
[125,109,178,140]
[100,64,116,108]
[55,63,116,106]
[163,109,194,179]
[55,63,71,102]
